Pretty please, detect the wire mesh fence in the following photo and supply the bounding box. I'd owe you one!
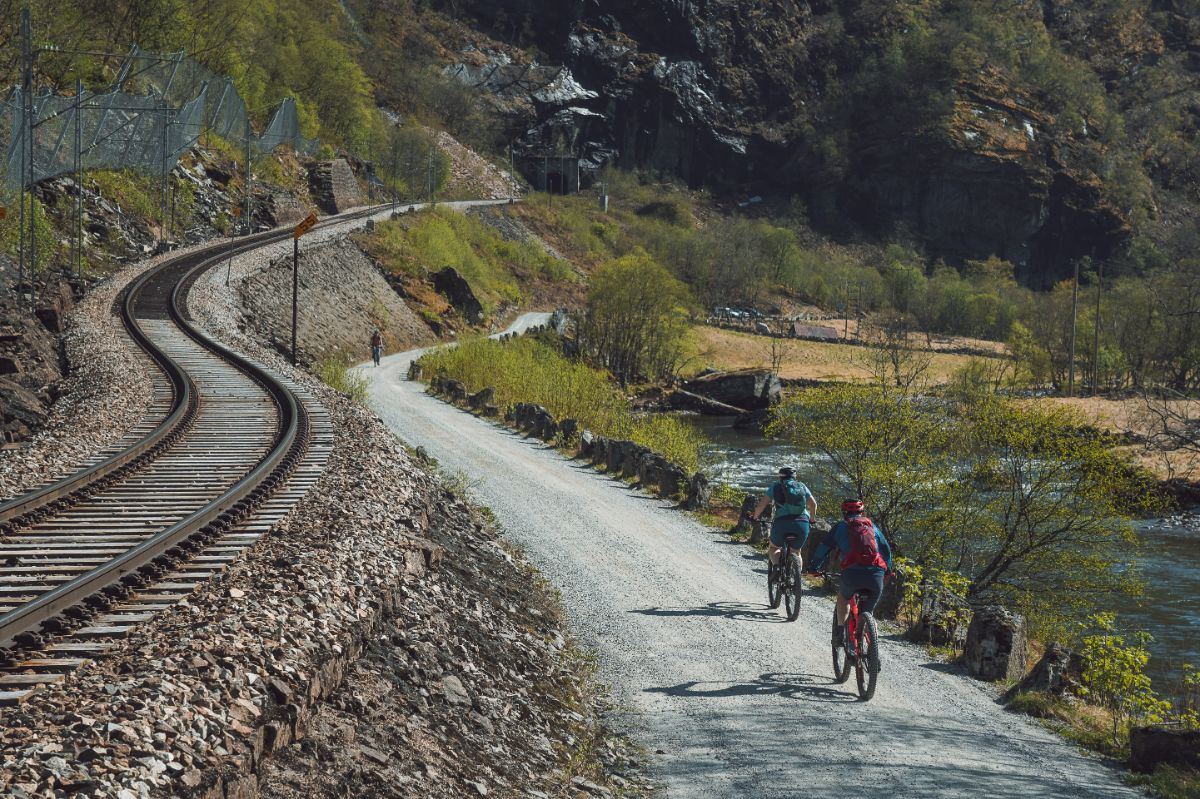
[0,45,319,194]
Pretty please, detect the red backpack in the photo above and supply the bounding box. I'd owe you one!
[842,516,887,569]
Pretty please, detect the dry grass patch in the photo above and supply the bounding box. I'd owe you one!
[686,326,983,383]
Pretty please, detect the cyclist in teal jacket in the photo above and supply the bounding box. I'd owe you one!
[809,499,892,647]
[751,466,817,570]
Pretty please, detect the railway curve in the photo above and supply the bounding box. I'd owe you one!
[0,213,360,703]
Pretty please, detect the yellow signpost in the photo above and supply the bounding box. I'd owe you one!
[293,212,317,240]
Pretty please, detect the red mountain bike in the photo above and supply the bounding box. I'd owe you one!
[820,572,881,701]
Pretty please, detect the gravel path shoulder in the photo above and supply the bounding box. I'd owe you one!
[363,346,1146,799]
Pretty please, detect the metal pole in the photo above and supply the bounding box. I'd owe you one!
[244,115,251,235]
[21,7,33,306]
[1091,260,1103,396]
[75,78,82,278]
[160,107,168,249]
[225,212,234,286]
[1068,259,1080,397]
[291,237,299,365]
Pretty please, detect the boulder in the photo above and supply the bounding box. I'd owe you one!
[444,380,468,403]
[468,386,495,410]
[683,473,712,510]
[540,416,559,442]
[406,362,423,381]
[731,496,759,537]
[964,605,1027,681]
[637,453,686,498]
[590,435,609,466]
[1129,725,1200,773]
[579,429,595,456]
[912,584,972,646]
[604,439,634,473]
[559,418,579,441]
[482,403,499,417]
[433,267,484,323]
[1016,642,1083,697]
[682,369,781,410]
[872,556,915,620]
[0,376,48,442]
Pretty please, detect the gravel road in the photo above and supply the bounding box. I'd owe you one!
[361,331,1141,798]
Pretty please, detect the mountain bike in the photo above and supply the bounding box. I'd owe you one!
[766,531,803,622]
[819,571,881,701]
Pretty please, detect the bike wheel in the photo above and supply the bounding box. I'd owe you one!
[832,611,851,683]
[767,560,782,609]
[855,614,880,701]
[784,557,802,621]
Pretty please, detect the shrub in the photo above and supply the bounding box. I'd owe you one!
[418,336,705,472]
[1079,615,1170,742]
[576,251,694,385]
[313,351,369,404]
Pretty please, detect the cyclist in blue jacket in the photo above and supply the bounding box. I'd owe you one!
[809,499,893,647]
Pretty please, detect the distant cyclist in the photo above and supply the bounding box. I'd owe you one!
[370,329,383,367]
[751,467,817,570]
[809,499,893,647]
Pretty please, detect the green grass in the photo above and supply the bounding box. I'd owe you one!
[313,352,369,404]
[364,208,573,315]
[418,335,706,473]
[1008,690,1130,759]
[90,169,159,221]
[1128,765,1200,799]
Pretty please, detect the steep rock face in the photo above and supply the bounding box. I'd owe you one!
[449,0,1141,284]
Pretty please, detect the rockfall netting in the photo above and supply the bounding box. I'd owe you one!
[1,47,319,192]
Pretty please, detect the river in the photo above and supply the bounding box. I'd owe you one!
[695,416,1200,692]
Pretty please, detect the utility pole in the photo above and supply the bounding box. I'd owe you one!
[291,236,299,364]
[159,106,169,250]
[1068,258,1080,397]
[20,6,32,304]
[74,77,83,278]
[390,143,398,215]
[1091,260,1104,396]
[243,115,252,235]
[843,279,850,340]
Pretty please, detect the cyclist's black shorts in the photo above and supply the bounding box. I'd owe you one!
[839,568,885,614]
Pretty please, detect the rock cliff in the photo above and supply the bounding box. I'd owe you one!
[442,0,1198,285]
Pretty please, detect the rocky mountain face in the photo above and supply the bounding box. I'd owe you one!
[443,0,1198,286]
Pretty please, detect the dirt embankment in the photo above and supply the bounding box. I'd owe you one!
[238,234,436,364]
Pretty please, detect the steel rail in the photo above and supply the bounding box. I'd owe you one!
[0,206,382,650]
[0,226,289,529]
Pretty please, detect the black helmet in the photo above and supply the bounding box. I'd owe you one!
[779,466,795,478]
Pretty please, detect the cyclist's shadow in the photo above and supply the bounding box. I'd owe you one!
[628,602,786,623]
[646,672,857,703]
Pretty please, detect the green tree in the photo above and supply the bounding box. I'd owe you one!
[577,251,693,385]
[767,384,960,554]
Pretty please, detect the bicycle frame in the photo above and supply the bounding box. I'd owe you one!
[845,593,863,659]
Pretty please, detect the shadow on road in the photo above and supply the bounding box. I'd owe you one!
[645,671,857,703]
[629,601,786,624]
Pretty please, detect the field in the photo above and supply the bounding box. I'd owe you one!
[686,326,986,383]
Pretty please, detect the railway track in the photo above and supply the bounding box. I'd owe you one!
[0,213,365,705]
